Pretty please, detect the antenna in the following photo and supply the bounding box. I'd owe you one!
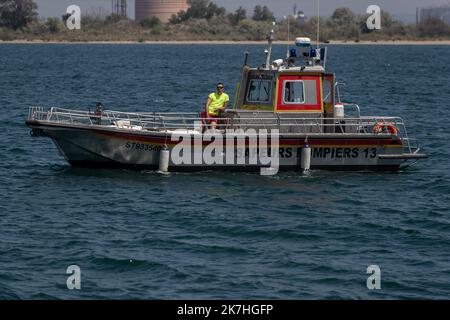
[317,0,320,48]
[265,21,276,69]
[286,15,290,58]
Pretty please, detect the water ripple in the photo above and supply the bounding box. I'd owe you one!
[0,44,449,299]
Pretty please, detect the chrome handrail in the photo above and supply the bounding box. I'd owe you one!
[27,107,414,150]
[342,103,361,118]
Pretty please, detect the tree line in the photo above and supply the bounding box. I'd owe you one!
[1,0,449,41]
[168,0,274,24]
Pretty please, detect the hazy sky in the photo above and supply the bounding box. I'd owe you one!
[35,0,450,22]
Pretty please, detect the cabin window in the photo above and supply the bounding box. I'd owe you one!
[246,80,272,103]
[283,80,305,104]
[323,79,333,104]
[323,75,335,114]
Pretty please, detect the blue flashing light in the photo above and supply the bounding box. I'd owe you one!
[289,48,297,58]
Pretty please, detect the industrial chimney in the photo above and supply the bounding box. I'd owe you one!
[112,0,127,17]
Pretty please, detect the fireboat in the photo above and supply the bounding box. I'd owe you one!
[26,29,427,173]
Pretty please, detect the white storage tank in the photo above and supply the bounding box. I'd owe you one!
[135,0,190,23]
[334,104,345,119]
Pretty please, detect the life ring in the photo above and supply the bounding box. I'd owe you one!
[373,122,398,135]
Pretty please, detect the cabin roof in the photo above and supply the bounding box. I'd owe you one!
[279,66,325,73]
[248,65,325,76]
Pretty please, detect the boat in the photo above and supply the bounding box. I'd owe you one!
[26,29,427,174]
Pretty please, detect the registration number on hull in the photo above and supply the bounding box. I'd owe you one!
[125,142,163,152]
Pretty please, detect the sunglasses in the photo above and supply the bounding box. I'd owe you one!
[217,87,224,89]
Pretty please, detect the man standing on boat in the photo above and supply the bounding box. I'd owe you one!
[205,83,229,129]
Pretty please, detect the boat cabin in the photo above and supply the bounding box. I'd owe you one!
[230,37,337,134]
[235,68,335,115]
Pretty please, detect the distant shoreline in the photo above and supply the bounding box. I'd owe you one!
[329,40,450,45]
[1,39,450,45]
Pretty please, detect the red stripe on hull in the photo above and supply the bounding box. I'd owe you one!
[96,130,402,147]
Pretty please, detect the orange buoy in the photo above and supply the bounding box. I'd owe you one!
[373,122,398,135]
